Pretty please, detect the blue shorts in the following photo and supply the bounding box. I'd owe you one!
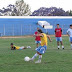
[69,37,72,42]
[36,45,47,54]
[35,41,41,44]
[56,37,62,42]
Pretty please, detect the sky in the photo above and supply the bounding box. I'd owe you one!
[0,0,72,12]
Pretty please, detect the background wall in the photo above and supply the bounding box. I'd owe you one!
[0,18,71,36]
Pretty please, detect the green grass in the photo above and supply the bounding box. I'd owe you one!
[0,36,72,72]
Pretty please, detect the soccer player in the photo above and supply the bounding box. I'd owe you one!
[34,28,41,48]
[30,29,52,63]
[55,24,64,49]
[67,24,72,49]
[10,43,31,50]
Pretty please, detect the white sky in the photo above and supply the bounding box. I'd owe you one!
[0,0,72,12]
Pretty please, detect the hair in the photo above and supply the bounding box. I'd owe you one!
[57,24,59,25]
[11,43,13,45]
[38,29,43,33]
[70,24,72,27]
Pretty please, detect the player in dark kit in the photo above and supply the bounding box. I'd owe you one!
[55,24,64,49]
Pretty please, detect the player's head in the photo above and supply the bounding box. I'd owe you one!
[57,24,59,28]
[10,43,14,47]
[70,24,72,29]
[38,29,43,34]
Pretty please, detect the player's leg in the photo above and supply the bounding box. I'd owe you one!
[30,46,42,62]
[70,42,72,49]
[56,37,60,49]
[30,46,42,61]
[60,41,64,49]
[69,37,72,49]
[57,41,60,49]
[35,45,47,63]
[37,43,38,48]
[39,41,41,45]
[35,41,39,48]
[36,41,41,48]
[19,46,31,50]
[19,46,25,49]
[35,52,42,63]
[31,53,39,61]
[60,37,64,49]
[26,46,31,48]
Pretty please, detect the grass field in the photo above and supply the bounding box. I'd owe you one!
[0,36,72,72]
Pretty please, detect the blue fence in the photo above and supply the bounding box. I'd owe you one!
[0,18,71,36]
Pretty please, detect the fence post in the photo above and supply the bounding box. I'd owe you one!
[62,24,63,35]
[3,24,5,36]
[21,24,22,36]
[30,24,31,35]
[46,29,47,34]
[13,24,14,36]
[54,24,55,35]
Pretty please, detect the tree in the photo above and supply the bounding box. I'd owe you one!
[15,0,31,16]
[69,10,72,16]
[31,7,69,16]
[0,0,31,16]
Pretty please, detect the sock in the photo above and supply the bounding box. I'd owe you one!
[71,44,72,48]
[27,46,29,48]
[31,53,38,60]
[39,55,42,61]
[27,46,31,48]
[58,46,60,48]
[62,46,64,48]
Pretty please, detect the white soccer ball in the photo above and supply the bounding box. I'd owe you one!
[24,56,30,61]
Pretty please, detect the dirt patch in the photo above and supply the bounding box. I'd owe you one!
[0,35,33,39]
[0,35,68,39]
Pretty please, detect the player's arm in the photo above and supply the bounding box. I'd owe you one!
[47,35,52,42]
[61,29,62,34]
[35,33,44,37]
[11,47,16,50]
[33,34,36,37]
[67,32,70,37]
[11,47,13,50]
[55,29,56,33]
[67,30,70,37]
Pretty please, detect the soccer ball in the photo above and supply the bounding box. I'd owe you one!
[24,56,30,61]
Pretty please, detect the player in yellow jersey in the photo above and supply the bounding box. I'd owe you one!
[10,43,31,50]
[30,29,52,63]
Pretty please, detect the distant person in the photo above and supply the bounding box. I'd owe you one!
[67,24,72,49]
[10,43,31,50]
[34,28,41,48]
[55,24,64,49]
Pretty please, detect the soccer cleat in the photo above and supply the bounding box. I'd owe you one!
[29,58,34,62]
[58,46,60,50]
[27,46,31,48]
[62,46,64,49]
[35,60,41,63]
[58,48,59,49]
[63,48,64,49]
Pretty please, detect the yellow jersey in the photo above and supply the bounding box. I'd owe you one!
[14,45,20,50]
[40,33,47,46]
